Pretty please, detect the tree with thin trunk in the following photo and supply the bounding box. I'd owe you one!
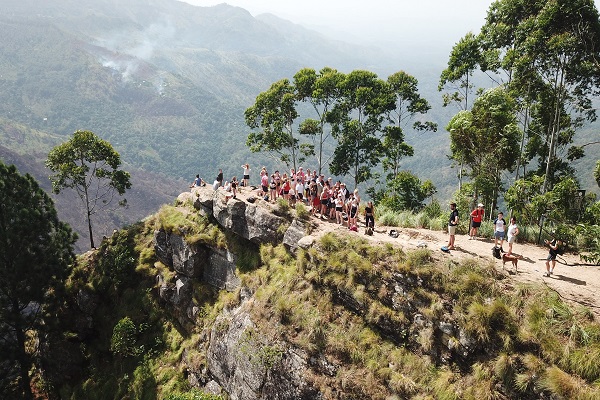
[295,67,344,176]
[478,0,600,191]
[439,32,482,111]
[329,70,395,189]
[0,162,76,399]
[46,130,131,248]
[245,79,314,171]
[446,87,521,210]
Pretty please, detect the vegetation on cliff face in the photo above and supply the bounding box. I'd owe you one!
[35,198,600,400]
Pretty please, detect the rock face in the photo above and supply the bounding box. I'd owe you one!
[189,186,288,245]
[207,302,321,400]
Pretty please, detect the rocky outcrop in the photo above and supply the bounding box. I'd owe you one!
[186,186,288,245]
[207,301,321,400]
[282,218,313,252]
[153,228,240,327]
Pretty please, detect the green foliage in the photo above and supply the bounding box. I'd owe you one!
[110,317,141,358]
[479,0,600,188]
[439,32,482,110]
[95,229,138,293]
[295,67,345,174]
[329,70,396,188]
[295,203,309,220]
[163,390,222,400]
[245,79,313,170]
[374,170,436,212]
[0,161,76,399]
[381,71,435,181]
[446,87,521,210]
[46,130,131,248]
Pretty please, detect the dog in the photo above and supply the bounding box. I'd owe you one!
[502,253,523,271]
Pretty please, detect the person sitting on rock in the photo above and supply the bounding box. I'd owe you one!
[190,174,205,188]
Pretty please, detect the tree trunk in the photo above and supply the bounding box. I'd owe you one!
[542,61,566,194]
[13,300,33,400]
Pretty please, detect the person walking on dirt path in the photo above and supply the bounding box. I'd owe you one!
[447,202,459,250]
[469,203,484,240]
[544,237,561,277]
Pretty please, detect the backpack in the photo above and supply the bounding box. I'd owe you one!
[492,246,501,259]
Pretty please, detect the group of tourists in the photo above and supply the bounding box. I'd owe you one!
[191,164,375,232]
[446,202,561,277]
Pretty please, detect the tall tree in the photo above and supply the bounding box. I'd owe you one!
[446,87,521,210]
[479,0,600,191]
[245,78,314,171]
[329,70,395,189]
[295,67,345,175]
[438,32,483,110]
[0,162,76,399]
[46,130,131,249]
[383,71,437,180]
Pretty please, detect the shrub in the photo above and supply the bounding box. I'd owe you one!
[296,203,309,220]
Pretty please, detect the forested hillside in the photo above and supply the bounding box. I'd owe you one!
[1,0,599,249]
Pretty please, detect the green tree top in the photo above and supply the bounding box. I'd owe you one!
[245,78,314,170]
[46,130,131,248]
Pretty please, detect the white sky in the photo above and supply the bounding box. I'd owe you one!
[183,1,600,56]
[183,0,499,50]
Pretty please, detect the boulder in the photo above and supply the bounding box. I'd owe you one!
[212,193,286,244]
[205,248,241,291]
[283,219,308,252]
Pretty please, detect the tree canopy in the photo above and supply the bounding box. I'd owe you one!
[46,130,131,249]
[0,162,76,399]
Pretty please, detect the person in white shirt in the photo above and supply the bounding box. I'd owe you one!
[493,212,507,252]
[295,179,305,204]
[506,216,519,256]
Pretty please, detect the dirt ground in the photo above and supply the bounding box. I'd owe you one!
[309,216,600,319]
[215,186,600,320]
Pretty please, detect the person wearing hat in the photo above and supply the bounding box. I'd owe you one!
[447,202,459,250]
[469,203,485,240]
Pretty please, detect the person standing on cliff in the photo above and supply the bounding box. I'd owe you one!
[469,203,484,240]
[216,169,223,187]
[447,202,459,250]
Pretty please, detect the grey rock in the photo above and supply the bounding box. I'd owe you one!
[177,191,195,206]
[283,219,308,252]
[212,189,285,244]
[170,234,205,278]
[205,248,240,291]
[207,304,320,400]
[154,229,172,267]
[297,235,315,250]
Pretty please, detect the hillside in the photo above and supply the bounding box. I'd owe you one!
[18,186,599,400]
[1,0,598,249]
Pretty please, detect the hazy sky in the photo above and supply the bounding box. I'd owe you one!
[183,0,497,50]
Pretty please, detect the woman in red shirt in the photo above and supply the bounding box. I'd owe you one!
[469,203,484,240]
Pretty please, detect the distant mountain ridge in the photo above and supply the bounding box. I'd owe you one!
[1,0,598,249]
[0,0,411,247]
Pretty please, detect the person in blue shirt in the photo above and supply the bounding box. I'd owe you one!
[190,174,205,188]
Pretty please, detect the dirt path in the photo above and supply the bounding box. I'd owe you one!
[309,217,600,319]
[211,186,600,319]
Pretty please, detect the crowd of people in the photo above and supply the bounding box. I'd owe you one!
[191,164,375,232]
[193,166,564,277]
